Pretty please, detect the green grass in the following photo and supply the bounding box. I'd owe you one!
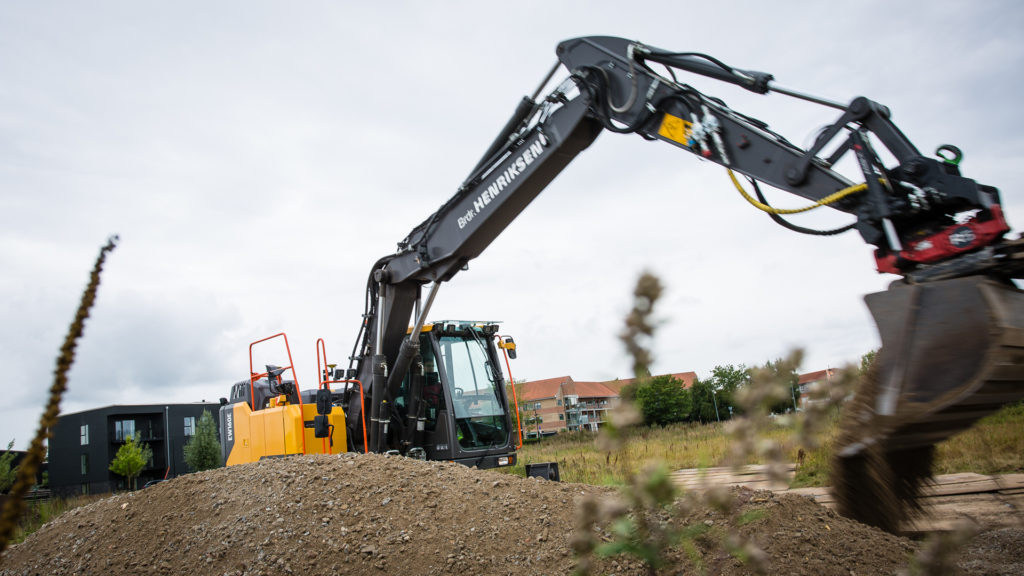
[792,401,1024,487]
[933,401,1024,475]
[9,493,110,544]
[507,420,803,485]
[506,402,1024,487]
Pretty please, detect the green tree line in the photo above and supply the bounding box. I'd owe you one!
[621,361,801,427]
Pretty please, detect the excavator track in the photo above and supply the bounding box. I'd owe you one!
[833,274,1024,532]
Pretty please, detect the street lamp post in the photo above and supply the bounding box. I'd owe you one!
[712,389,720,422]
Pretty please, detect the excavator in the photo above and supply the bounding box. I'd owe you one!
[220,36,1024,530]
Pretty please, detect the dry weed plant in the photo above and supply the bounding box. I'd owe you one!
[575,271,775,575]
[574,271,667,576]
[574,271,871,575]
[730,353,859,484]
[0,237,118,555]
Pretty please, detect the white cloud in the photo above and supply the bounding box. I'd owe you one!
[2,1,1022,447]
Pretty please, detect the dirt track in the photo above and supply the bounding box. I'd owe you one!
[1,453,1021,575]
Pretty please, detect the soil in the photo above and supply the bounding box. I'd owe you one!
[1,453,1021,575]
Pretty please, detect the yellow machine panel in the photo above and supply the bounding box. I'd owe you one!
[222,399,347,466]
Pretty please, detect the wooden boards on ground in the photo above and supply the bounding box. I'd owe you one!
[672,465,1024,534]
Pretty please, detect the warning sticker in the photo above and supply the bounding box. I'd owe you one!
[658,113,693,146]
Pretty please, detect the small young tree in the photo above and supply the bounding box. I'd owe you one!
[183,410,222,472]
[109,433,152,490]
[0,440,19,493]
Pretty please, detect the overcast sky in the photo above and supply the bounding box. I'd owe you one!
[2,1,1022,448]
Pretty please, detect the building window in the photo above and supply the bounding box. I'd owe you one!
[80,424,89,445]
[141,419,155,440]
[558,414,564,421]
[557,398,562,406]
[184,416,196,437]
[114,419,135,442]
[534,402,542,410]
[81,454,88,475]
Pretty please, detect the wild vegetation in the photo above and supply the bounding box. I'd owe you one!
[570,273,814,575]
[6,493,109,544]
[0,442,19,493]
[506,401,1024,488]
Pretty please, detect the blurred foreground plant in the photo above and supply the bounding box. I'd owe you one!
[574,271,871,575]
[576,271,773,575]
[0,236,117,555]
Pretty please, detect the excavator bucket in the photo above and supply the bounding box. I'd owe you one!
[833,275,1024,532]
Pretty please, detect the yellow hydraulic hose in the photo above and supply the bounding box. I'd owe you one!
[728,169,867,214]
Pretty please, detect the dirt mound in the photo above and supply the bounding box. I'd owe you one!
[0,453,1015,575]
[958,528,1024,576]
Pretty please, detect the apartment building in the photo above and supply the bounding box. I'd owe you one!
[797,368,837,407]
[49,403,221,495]
[518,372,695,434]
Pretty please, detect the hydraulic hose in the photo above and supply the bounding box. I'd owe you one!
[728,169,866,214]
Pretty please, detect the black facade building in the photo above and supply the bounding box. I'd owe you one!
[50,403,221,495]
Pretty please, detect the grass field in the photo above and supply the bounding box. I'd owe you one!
[505,401,1024,487]
[8,493,109,544]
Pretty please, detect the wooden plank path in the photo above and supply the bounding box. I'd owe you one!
[671,464,796,492]
[672,465,1024,534]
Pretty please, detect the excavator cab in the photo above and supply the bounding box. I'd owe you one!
[392,321,518,468]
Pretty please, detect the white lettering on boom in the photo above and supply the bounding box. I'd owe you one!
[458,136,548,230]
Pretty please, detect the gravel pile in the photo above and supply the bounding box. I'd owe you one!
[0,452,1018,575]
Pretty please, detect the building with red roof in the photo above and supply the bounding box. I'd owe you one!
[797,368,837,407]
[515,372,695,435]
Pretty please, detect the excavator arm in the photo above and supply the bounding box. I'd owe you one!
[556,36,1013,274]
[347,36,1023,528]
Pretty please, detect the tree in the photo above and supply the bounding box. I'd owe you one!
[861,349,877,374]
[109,433,152,490]
[0,440,18,493]
[618,380,638,402]
[689,377,720,423]
[633,375,692,426]
[762,358,800,414]
[708,364,750,418]
[184,410,222,472]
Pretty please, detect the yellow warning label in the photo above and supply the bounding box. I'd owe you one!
[658,113,693,146]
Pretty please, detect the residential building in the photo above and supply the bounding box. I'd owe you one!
[49,403,221,495]
[517,372,695,434]
[797,368,836,407]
